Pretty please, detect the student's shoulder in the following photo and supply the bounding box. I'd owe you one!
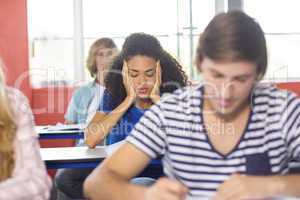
[5,87,37,139]
[253,83,300,109]
[158,84,202,109]
[6,87,29,105]
[5,87,33,118]
[72,82,95,98]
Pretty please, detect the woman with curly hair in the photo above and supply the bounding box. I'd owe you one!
[84,33,188,186]
[85,32,188,147]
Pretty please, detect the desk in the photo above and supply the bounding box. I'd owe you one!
[40,146,106,169]
[37,126,84,139]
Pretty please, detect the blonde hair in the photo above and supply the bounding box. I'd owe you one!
[86,38,117,77]
[0,58,17,181]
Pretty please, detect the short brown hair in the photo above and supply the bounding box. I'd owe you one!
[86,38,117,77]
[196,11,267,80]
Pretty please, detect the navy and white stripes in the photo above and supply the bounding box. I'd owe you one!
[127,84,300,197]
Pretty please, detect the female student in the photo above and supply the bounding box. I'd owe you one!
[85,33,188,184]
[85,32,188,148]
[0,58,51,199]
[58,33,188,199]
[84,11,300,200]
[55,38,118,199]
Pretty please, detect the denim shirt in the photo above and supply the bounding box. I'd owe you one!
[65,81,105,124]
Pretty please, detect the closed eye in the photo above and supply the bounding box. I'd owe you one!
[145,70,155,77]
[234,77,248,82]
[128,69,138,77]
[129,72,138,78]
[212,73,224,79]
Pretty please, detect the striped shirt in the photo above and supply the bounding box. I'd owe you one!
[127,83,300,198]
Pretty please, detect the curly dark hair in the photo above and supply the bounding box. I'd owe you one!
[105,33,188,109]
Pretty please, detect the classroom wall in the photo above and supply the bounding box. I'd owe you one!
[32,87,74,125]
[0,0,31,100]
[0,0,73,128]
[277,82,300,96]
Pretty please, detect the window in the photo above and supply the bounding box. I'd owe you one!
[179,0,215,79]
[27,0,74,87]
[28,0,216,87]
[83,0,215,81]
[244,0,300,81]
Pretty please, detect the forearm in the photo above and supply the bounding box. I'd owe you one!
[273,175,300,197]
[85,97,132,148]
[268,175,300,197]
[84,166,146,200]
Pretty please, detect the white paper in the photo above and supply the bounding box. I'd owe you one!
[43,123,86,131]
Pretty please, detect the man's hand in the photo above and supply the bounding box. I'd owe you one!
[144,177,188,200]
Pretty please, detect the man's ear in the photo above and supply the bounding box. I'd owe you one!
[195,55,203,73]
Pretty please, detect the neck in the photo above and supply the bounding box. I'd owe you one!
[135,98,153,110]
[204,98,250,123]
[96,74,104,86]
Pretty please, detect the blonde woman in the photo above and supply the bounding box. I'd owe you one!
[64,38,118,125]
[0,58,51,199]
